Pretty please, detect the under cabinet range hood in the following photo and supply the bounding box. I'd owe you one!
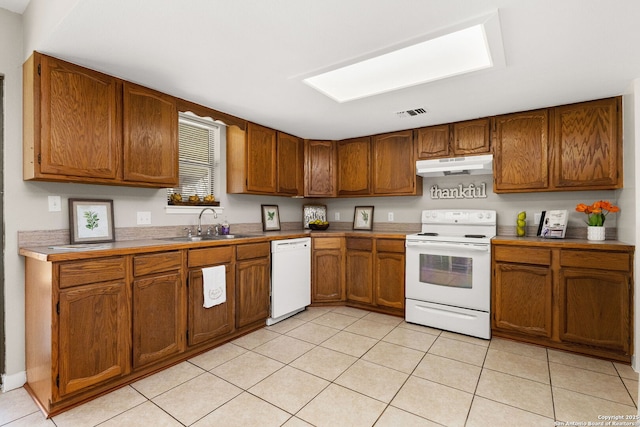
[416,154,493,177]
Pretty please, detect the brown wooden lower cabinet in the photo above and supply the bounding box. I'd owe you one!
[187,246,235,346]
[492,239,634,363]
[23,242,272,417]
[312,237,346,303]
[323,236,405,315]
[235,242,271,328]
[132,251,184,369]
[57,280,131,397]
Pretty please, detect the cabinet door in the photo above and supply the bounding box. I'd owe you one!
[188,264,235,345]
[236,257,270,328]
[415,125,450,159]
[559,268,630,354]
[123,83,178,186]
[337,137,371,196]
[493,109,549,192]
[312,249,345,303]
[345,239,373,304]
[246,123,277,193]
[374,242,405,310]
[452,118,491,155]
[58,281,130,396]
[132,272,183,369]
[39,54,121,180]
[493,262,553,338]
[277,132,303,195]
[305,140,336,197]
[553,97,621,190]
[372,130,417,195]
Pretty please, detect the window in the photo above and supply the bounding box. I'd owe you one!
[168,113,220,203]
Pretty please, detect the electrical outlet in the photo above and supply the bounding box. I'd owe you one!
[334,212,340,221]
[137,211,151,225]
[48,196,61,212]
[388,212,394,222]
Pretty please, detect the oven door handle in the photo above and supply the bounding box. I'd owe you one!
[406,241,490,252]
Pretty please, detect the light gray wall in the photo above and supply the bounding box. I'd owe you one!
[326,176,619,231]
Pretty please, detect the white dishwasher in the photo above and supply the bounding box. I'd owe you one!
[267,237,311,325]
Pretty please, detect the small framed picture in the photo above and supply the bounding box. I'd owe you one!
[69,199,115,244]
[353,206,374,230]
[303,204,327,228]
[261,205,281,231]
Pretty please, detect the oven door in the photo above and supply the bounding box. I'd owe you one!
[405,240,491,311]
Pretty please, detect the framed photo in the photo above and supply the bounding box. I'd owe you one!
[303,204,327,228]
[261,205,281,231]
[69,199,115,244]
[353,206,374,230]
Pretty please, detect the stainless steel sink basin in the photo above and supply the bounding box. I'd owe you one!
[157,234,262,242]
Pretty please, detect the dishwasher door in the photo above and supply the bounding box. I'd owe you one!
[267,237,311,325]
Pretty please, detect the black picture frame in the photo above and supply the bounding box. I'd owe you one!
[261,204,281,231]
[353,206,374,230]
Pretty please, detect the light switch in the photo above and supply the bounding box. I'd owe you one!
[48,196,61,212]
[335,212,340,221]
[388,212,394,222]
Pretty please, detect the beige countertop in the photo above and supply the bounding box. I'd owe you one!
[19,229,409,262]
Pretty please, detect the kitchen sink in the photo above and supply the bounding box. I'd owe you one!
[157,234,262,242]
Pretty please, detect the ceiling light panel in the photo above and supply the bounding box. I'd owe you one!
[304,21,497,103]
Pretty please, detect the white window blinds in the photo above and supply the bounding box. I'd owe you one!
[168,114,219,202]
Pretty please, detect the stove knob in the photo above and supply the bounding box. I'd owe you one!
[477,213,484,219]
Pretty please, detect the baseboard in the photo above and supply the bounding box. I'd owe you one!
[2,371,26,392]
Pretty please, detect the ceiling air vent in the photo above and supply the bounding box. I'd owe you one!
[396,108,427,118]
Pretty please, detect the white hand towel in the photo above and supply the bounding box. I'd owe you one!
[202,265,226,308]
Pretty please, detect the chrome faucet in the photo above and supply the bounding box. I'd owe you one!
[197,208,218,236]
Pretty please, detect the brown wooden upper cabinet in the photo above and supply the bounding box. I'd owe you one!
[494,97,622,193]
[415,118,491,160]
[493,109,550,192]
[228,123,304,196]
[553,97,622,190]
[372,130,421,195]
[337,137,371,196]
[23,52,179,188]
[305,139,337,197]
[276,132,304,196]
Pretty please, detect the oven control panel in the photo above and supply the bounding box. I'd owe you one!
[421,209,496,225]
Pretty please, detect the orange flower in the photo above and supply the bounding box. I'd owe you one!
[576,200,619,226]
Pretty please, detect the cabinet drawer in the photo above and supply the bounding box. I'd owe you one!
[134,251,182,276]
[493,246,551,265]
[313,237,342,250]
[188,246,234,268]
[561,250,630,272]
[236,242,270,261]
[59,257,126,288]
[346,238,372,251]
[376,239,405,253]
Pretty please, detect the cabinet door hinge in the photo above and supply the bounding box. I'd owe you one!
[56,301,60,315]
[37,63,41,76]
[55,375,59,388]
[37,153,41,164]
[186,330,189,341]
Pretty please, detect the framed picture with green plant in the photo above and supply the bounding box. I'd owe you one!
[353,206,374,230]
[261,204,281,231]
[68,199,115,244]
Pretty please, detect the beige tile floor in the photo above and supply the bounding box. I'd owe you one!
[1,305,638,426]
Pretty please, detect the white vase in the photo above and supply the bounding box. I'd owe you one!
[587,226,606,241]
